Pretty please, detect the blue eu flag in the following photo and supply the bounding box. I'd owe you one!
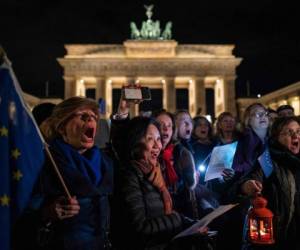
[258,146,274,178]
[0,59,45,250]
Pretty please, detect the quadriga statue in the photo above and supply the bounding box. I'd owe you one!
[161,21,172,40]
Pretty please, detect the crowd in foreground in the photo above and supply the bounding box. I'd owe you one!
[12,97,300,250]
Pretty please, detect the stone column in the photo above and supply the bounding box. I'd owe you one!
[193,77,206,116]
[95,77,107,101]
[163,77,176,113]
[95,77,110,118]
[105,79,113,118]
[223,76,237,116]
[126,76,139,117]
[63,76,76,99]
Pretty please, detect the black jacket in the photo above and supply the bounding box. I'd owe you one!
[112,162,195,250]
[239,141,300,250]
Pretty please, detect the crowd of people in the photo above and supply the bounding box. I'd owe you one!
[13,97,300,250]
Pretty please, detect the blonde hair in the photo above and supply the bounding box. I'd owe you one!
[243,103,265,128]
[41,97,99,141]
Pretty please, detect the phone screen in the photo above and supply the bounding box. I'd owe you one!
[123,88,142,100]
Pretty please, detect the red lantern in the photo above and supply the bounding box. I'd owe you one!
[248,195,275,245]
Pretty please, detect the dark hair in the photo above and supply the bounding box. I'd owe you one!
[271,116,300,140]
[192,116,213,140]
[126,116,161,161]
[267,107,276,114]
[32,102,56,126]
[276,104,294,113]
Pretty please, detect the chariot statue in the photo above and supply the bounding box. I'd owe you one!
[129,5,172,40]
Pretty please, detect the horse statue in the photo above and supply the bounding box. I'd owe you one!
[130,22,140,39]
[161,21,172,40]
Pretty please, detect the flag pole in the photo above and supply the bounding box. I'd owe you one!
[0,46,72,199]
[44,144,72,199]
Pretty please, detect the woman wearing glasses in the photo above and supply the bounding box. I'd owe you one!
[232,103,270,177]
[208,103,271,250]
[14,97,113,250]
[239,116,300,249]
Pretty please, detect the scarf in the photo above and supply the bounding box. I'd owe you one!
[51,139,103,186]
[132,159,173,214]
[162,143,178,186]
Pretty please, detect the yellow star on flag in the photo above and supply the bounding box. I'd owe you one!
[0,126,8,137]
[11,148,21,159]
[13,169,23,181]
[0,194,10,206]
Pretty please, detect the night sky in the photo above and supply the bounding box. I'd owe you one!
[2,0,300,99]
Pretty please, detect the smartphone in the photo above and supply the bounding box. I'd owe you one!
[122,86,151,101]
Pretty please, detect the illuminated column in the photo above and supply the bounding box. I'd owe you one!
[163,77,176,113]
[214,78,225,118]
[190,77,205,117]
[95,77,111,118]
[105,79,113,118]
[223,76,237,116]
[95,77,107,100]
[289,96,300,115]
[126,76,139,117]
[63,76,76,98]
[76,79,86,97]
[63,76,77,99]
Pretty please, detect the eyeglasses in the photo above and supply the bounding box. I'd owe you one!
[252,111,268,118]
[73,112,98,122]
[280,130,300,137]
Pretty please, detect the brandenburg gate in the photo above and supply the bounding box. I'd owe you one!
[58,6,241,118]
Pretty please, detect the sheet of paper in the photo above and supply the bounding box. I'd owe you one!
[204,141,238,182]
[173,203,238,240]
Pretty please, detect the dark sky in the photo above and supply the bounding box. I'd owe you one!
[2,0,300,99]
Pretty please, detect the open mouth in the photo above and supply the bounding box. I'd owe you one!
[151,151,160,158]
[186,130,191,135]
[84,127,95,139]
[291,140,299,148]
[162,134,170,140]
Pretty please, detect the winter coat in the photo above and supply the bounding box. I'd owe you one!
[232,128,266,175]
[13,146,113,250]
[239,140,300,250]
[111,162,195,250]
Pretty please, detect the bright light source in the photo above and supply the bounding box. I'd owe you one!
[205,115,212,123]
[198,164,206,172]
[257,94,261,98]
